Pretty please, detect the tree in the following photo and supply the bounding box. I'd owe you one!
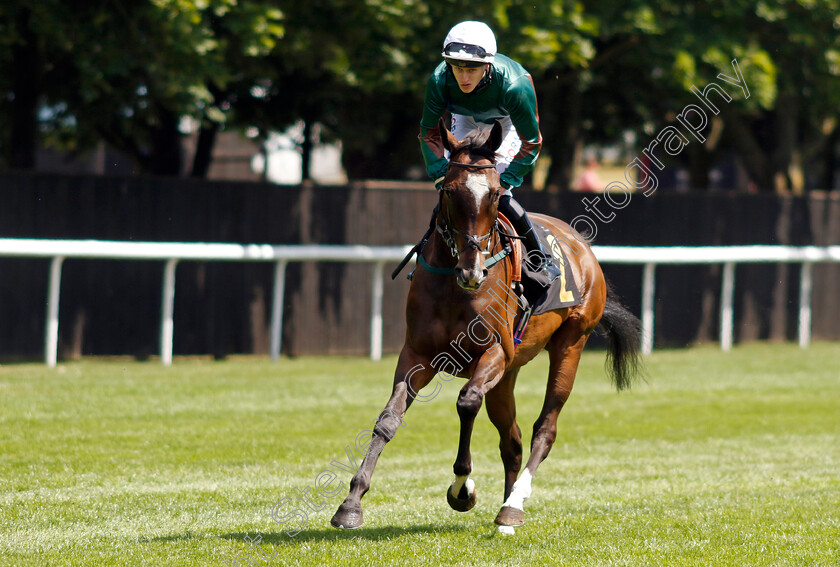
[244,0,438,180]
[2,0,837,191]
[519,0,838,192]
[0,0,285,175]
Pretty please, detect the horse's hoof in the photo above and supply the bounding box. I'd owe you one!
[446,479,477,512]
[494,505,525,526]
[330,503,364,529]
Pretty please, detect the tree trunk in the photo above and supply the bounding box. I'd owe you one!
[147,105,183,176]
[191,120,220,178]
[541,69,581,192]
[300,119,312,181]
[773,91,798,193]
[823,128,839,190]
[723,108,773,191]
[9,7,40,170]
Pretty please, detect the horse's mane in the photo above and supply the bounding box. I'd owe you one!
[451,130,497,164]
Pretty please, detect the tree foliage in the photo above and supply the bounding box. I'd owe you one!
[1,0,838,191]
[1,0,285,174]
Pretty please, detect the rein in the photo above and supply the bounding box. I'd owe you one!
[447,162,496,170]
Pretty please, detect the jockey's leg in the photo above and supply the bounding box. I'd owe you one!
[492,117,519,176]
[498,194,561,281]
[449,114,481,143]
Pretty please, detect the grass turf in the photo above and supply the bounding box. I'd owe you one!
[1,343,838,566]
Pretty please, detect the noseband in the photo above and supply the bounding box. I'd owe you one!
[407,159,510,278]
[438,160,498,259]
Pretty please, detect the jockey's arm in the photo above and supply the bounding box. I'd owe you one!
[500,74,542,190]
[419,75,449,182]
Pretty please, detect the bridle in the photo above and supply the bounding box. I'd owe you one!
[437,161,499,259]
[402,158,512,279]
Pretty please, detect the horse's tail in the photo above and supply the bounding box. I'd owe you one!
[596,280,643,391]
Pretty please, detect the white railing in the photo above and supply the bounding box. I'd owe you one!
[592,245,840,354]
[1,238,838,366]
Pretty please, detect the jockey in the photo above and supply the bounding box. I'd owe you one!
[419,20,561,280]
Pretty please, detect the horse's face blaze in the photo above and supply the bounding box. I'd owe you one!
[444,164,499,291]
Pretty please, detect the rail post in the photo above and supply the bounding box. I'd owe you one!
[641,262,656,355]
[798,261,813,348]
[160,259,178,366]
[720,262,736,351]
[370,261,385,361]
[45,256,65,368]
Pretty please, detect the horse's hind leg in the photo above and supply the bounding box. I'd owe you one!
[495,326,589,527]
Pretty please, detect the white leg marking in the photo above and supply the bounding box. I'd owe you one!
[450,475,474,497]
[497,525,516,535]
[502,469,532,511]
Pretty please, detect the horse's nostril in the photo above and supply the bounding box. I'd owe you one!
[482,269,489,278]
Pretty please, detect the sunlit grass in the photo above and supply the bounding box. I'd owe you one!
[1,343,838,566]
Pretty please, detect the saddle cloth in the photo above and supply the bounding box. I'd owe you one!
[503,219,582,315]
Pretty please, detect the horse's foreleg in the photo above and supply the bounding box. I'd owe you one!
[331,350,434,529]
[495,330,588,528]
[448,348,506,512]
[485,369,523,501]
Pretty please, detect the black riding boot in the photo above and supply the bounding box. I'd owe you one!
[499,194,562,281]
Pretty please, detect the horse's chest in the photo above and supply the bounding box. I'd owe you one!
[411,306,501,367]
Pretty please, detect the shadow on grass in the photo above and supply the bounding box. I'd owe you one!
[221,523,469,544]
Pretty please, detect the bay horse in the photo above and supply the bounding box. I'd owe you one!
[331,119,642,531]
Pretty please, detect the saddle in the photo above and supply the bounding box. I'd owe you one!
[484,213,583,315]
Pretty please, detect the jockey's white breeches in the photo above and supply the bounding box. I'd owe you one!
[450,114,520,195]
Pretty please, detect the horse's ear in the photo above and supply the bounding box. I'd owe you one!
[438,118,459,153]
[486,120,504,152]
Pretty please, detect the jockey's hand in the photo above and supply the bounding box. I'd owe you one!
[434,176,445,190]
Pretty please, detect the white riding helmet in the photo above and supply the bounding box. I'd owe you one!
[442,21,496,67]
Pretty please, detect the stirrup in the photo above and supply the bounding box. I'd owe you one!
[511,281,528,310]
